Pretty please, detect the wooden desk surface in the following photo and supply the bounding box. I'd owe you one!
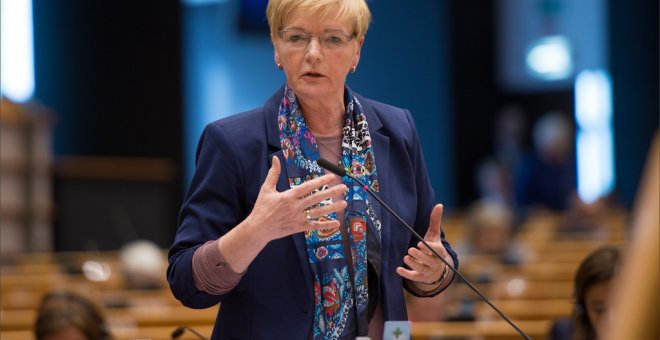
[1,288,178,310]
[1,305,218,331]
[1,325,216,340]
[476,299,572,321]
[412,320,552,340]
[2,321,552,340]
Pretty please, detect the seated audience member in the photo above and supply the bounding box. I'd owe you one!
[119,239,166,290]
[475,157,513,207]
[549,246,621,340]
[460,199,528,267]
[439,200,528,321]
[557,193,612,239]
[34,290,112,340]
[515,111,576,212]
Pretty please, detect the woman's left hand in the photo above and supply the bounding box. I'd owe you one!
[396,204,452,286]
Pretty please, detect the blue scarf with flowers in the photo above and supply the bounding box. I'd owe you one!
[278,84,381,339]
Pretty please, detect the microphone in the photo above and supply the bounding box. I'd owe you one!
[316,157,532,340]
[171,326,210,340]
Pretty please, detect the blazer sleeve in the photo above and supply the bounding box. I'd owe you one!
[167,122,248,309]
[402,108,459,297]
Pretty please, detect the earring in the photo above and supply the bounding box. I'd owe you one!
[350,66,357,73]
[277,63,283,70]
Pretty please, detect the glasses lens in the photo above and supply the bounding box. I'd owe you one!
[321,33,349,48]
[282,31,309,48]
[281,31,351,50]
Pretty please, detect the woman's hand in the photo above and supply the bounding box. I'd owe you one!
[216,156,347,274]
[396,204,453,288]
[247,156,348,242]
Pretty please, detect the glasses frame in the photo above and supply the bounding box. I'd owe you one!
[277,29,356,50]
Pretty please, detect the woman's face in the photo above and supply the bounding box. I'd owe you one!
[585,280,614,339]
[273,8,363,103]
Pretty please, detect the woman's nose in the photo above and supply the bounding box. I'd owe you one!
[305,38,323,62]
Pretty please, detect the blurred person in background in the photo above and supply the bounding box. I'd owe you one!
[549,246,621,340]
[34,290,112,340]
[439,200,528,322]
[119,239,166,290]
[493,104,527,177]
[475,157,511,206]
[481,104,528,208]
[515,111,576,212]
[167,0,458,338]
[460,199,528,267]
[514,111,613,237]
[557,194,612,239]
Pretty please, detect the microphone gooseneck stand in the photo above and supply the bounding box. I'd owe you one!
[316,157,532,340]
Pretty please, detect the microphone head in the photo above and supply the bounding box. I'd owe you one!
[171,326,185,338]
[316,158,346,176]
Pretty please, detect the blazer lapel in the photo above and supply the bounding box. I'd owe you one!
[265,88,315,307]
[265,85,285,151]
[357,95,392,284]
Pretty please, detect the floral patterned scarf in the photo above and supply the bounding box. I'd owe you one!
[278,84,381,339]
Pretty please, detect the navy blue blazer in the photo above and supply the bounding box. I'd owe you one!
[167,87,458,339]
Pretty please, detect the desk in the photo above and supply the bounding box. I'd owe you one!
[476,299,572,321]
[2,320,552,340]
[1,305,218,331]
[412,320,551,340]
[1,324,216,340]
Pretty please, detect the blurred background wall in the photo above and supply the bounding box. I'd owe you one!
[31,1,183,251]
[1,0,657,252]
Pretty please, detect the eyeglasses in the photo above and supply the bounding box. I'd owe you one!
[278,29,355,50]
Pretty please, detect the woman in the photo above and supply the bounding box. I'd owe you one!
[167,0,458,339]
[571,246,620,340]
[34,291,112,340]
[551,246,621,340]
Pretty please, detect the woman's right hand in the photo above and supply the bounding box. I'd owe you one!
[246,156,348,242]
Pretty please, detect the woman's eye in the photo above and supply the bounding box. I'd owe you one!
[326,36,343,45]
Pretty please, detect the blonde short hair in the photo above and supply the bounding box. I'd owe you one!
[266,0,371,39]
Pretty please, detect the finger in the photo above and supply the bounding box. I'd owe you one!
[415,241,448,260]
[305,219,341,231]
[308,200,348,219]
[262,156,281,190]
[301,184,347,208]
[403,254,429,273]
[409,246,435,265]
[290,173,336,197]
[424,204,444,242]
[396,266,424,282]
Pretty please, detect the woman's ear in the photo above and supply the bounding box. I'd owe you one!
[352,36,365,69]
[274,50,281,69]
[273,45,282,65]
[272,32,282,66]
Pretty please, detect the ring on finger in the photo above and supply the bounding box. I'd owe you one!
[305,208,312,221]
